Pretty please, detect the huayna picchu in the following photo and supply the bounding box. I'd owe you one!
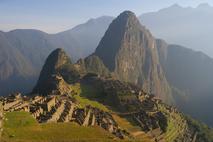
[89,11,173,104]
[0,11,213,142]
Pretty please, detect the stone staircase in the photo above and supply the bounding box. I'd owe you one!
[58,101,75,122]
[3,100,22,111]
[111,114,153,141]
[47,101,65,122]
[31,96,46,104]
[39,100,61,122]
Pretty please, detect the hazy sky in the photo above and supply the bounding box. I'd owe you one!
[0,0,213,33]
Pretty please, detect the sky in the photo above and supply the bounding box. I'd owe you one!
[0,0,213,33]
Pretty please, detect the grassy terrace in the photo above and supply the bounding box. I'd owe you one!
[1,83,154,142]
[1,109,150,142]
[158,104,186,142]
[164,119,179,142]
[73,95,109,111]
[112,115,153,142]
[70,83,109,111]
[2,111,115,142]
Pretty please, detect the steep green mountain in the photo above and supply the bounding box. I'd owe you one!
[33,48,80,95]
[77,10,213,127]
[88,11,173,104]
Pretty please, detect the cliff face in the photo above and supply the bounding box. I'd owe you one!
[93,11,172,103]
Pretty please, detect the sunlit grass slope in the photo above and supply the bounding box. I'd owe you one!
[2,112,115,142]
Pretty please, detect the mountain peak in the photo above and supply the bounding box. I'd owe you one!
[118,10,136,18]
[52,48,65,54]
[32,48,73,95]
[93,11,172,102]
[116,10,139,26]
[94,11,143,71]
[45,48,72,70]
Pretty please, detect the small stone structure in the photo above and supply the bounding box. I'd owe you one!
[3,93,30,112]
[43,96,57,112]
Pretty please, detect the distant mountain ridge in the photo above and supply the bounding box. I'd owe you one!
[0,16,113,96]
[140,3,213,58]
[56,16,114,59]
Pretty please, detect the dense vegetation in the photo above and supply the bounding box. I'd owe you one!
[186,116,213,142]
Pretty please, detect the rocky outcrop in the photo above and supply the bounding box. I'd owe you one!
[33,48,79,95]
[77,55,111,77]
[87,11,173,103]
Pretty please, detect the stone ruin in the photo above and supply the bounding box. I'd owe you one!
[1,92,129,139]
[0,77,193,141]
[73,106,127,138]
[80,76,174,140]
[2,93,30,112]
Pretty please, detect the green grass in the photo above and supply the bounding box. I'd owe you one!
[164,120,179,142]
[80,83,103,98]
[158,104,185,142]
[71,83,103,98]
[112,114,152,142]
[185,115,213,142]
[70,83,81,96]
[2,112,116,142]
[112,114,141,132]
[73,95,109,111]
[3,111,37,128]
[70,83,108,111]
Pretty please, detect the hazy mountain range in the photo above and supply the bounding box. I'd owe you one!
[156,39,213,126]
[0,16,113,96]
[0,3,213,127]
[140,3,213,58]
